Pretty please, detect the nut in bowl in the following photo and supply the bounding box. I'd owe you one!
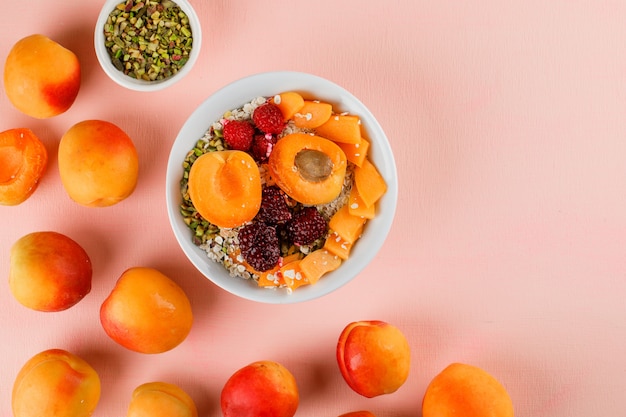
[94,0,201,92]
[166,71,398,303]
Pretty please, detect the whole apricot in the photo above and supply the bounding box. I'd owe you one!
[12,349,101,417]
[422,363,514,417]
[221,360,299,417]
[338,412,376,417]
[9,231,92,312]
[0,128,48,205]
[58,120,139,207]
[4,34,81,118]
[336,320,411,398]
[100,267,193,354]
[127,382,198,417]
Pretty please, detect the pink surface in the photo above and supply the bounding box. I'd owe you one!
[1,1,625,416]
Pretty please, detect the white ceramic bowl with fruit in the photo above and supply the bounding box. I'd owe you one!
[166,71,397,304]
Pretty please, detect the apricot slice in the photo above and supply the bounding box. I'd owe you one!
[337,137,370,167]
[0,128,47,205]
[354,158,387,208]
[422,363,514,417]
[348,185,376,220]
[292,100,333,129]
[315,114,362,144]
[279,260,310,290]
[268,133,347,205]
[328,204,366,244]
[298,249,342,284]
[323,231,352,260]
[188,150,262,229]
[270,92,305,120]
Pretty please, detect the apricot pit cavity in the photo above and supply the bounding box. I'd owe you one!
[295,149,333,183]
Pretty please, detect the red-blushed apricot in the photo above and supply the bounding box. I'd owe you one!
[268,133,347,205]
[58,120,139,207]
[187,150,262,228]
[9,231,92,312]
[337,320,411,398]
[422,363,514,417]
[12,349,101,417]
[0,128,48,205]
[338,412,376,417]
[221,360,299,417]
[127,382,198,417]
[100,267,193,354]
[4,34,80,118]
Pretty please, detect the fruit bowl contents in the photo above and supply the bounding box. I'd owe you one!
[166,71,397,303]
[94,0,201,91]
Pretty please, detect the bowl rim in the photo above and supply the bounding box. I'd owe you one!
[94,0,202,92]
[166,70,398,304]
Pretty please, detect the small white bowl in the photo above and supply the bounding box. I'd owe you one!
[94,0,201,92]
[166,71,398,304]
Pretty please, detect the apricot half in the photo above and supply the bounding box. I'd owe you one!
[268,133,347,205]
[188,150,262,228]
[12,349,101,417]
[4,34,81,119]
[0,128,47,205]
[422,363,514,417]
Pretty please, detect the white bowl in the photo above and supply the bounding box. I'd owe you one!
[94,0,201,92]
[166,71,398,304]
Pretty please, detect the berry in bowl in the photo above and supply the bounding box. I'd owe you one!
[166,71,397,303]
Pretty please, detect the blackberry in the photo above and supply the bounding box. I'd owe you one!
[238,222,280,272]
[286,207,328,246]
[257,186,292,225]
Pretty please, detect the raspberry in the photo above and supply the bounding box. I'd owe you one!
[223,120,254,151]
[257,186,292,225]
[238,222,281,272]
[252,103,285,134]
[286,207,327,246]
[251,133,277,162]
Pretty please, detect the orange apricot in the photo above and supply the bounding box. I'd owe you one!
[58,120,138,207]
[188,150,262,229]
[315,114,362,144]
[354,158,387,208]
[100,267,193,354]
[348,185,376,220]
[337,137,370,167]
[4,34,81,119]
[292,100,333,129]
[279,260,310,291]
[422,363,514,417]
[268,133,347,205]
[328,204,366,244]
[127,382,198,417]
[12,349,101,417]
[0,128,47,205]
[270,91,305,120]
[298,248,341,284]
[323,231,353,260]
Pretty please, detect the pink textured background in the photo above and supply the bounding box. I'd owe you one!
[1,1,626,416]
